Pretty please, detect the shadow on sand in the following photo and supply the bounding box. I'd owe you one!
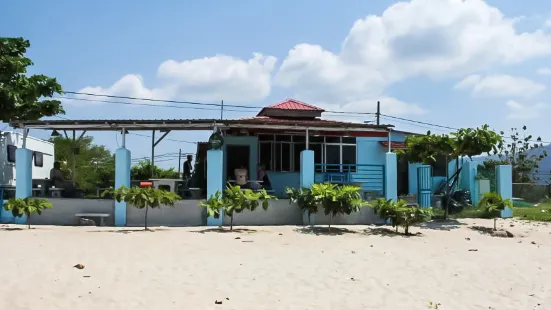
[362,227,422,238]
[294,226,358,236]
[0,227,25,231]
[419,219,466,231]
[88,228,170,234]
[190,227,258,234]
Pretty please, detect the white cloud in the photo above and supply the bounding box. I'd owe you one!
[537,67,551,76]
[74,53,277,105]
[454,74,546,98]
[275,0,551,115]
[506,100,549,120]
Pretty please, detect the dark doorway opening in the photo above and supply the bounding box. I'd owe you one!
[397,156,409,196]
[226,145,250,182]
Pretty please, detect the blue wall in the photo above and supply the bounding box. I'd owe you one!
[223,136,258,184]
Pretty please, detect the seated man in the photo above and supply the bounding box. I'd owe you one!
[49,161,65,188]
[234,165,248,187]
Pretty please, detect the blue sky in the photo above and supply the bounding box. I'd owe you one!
[2,0,551,168]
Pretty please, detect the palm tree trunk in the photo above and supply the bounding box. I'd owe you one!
[144,206,149,230]
[493,218,497,231]
[230,215,233,231]
[27,214,31,229]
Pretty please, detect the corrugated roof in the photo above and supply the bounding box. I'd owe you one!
[265,99,324,111]
[240,116,347,125]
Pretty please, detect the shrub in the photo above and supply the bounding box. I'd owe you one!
[286,187,318,224]
[3,198,53,229]
[478,192,513,230]
[105,186,180,230]
[201,185,276,230]
[372,199,433,235]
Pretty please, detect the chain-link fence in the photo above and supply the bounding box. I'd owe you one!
[513,183,551,203]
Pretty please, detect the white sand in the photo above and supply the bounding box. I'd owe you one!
[0,219,549,310]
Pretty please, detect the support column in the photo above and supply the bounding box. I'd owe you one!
[207,149,224,226]
[385,152,397,201]
[496,165,513,218]
[460,161,479,206]
[14,148,33,224]
[417,165,432,208]
[300,150,315,225]
[114,147,131,226]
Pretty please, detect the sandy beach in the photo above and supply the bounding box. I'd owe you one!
[0,219,549,310]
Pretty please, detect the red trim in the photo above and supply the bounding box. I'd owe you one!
[228,129,388,138]
[139,181,153,187]
[379,141,406,149]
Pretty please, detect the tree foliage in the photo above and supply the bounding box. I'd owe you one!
[0,37,64,121]
[51,136,114,192]
[106,186,181,230]
[372,198,433,235]
[399,125,503,164]
[131,160,180,180]
[3,198,52,229]
[491,126,548,183]
[201,185,276,230]
[286,183,367,230]
[478,192,513,230]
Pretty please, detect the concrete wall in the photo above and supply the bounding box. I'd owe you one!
[126,200,206,227]
[27,198,114,226]
[222,199,303,226]
[313,206,383,225]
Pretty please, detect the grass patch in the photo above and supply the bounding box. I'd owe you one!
[433,203,551,222]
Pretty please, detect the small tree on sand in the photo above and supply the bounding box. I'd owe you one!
[105,186,180,230]
[478,192,513,231]
[286,187,319,225]
[372,199,433,235]
[3,198,52,229]
[312,183,366,231]
[201,185,276,230]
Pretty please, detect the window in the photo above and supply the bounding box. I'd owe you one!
[7,145,17,163]
[257,134,357,172]
[432,155,447,177]
[33,151,44,167]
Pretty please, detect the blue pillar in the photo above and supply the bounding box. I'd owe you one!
[417,165,431,207]
[300,150,315,225]
[12,148,33,224]
[496,165,513,218]
[408,162,422,195]
[114,148,131,226]
[207,149,224,226]
[460,161,479,206]
[385,152,397,201]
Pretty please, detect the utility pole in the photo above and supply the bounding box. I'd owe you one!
[376,101,381,125]
[220,100,224,120]
[178,148,182,175]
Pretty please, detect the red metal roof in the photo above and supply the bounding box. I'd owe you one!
[265,99,324,111]
[240,116,346,125]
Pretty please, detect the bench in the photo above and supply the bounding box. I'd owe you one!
[74,213,110,226]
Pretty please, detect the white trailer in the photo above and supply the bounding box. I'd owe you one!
[0,131,55,186]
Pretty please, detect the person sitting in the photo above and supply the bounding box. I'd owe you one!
[257,163,271,189]
[49,161,65,188]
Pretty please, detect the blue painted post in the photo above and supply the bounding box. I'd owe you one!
[460,161,479,206]
[207,149,224,226]
[385,152,397,201]
[496,165,513,218]
[300,150,315,225]
[408,162,422,195]
[417,165,432,208]
[14,148,33,224]
[114,147,131,226]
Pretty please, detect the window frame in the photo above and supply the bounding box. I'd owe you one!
[33,151,44,167]
[7,145,17,163]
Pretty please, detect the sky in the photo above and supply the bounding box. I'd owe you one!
[2,0,551,169]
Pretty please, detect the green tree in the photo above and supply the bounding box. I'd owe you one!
[0,37,64,121]
[493,126,548,183]
[372,199,433,235]
[107,186,180,230]
[3,198,53,229]
[478,192,513,230]
[51,136,114,192]
[131,160,180,180]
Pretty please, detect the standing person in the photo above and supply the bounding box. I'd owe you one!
[49,161,65,188]
[183,155,193,181]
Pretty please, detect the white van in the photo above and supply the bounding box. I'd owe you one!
[0,131,55,186]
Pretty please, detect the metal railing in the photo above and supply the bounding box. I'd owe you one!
[315,164,385,198]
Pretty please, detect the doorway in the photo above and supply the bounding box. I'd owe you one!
[397,157,409,196]
[226,145,250,182]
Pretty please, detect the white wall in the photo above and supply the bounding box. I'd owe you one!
[28,198,114,226]
[0,132,54,186]
[126,200,206,227]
